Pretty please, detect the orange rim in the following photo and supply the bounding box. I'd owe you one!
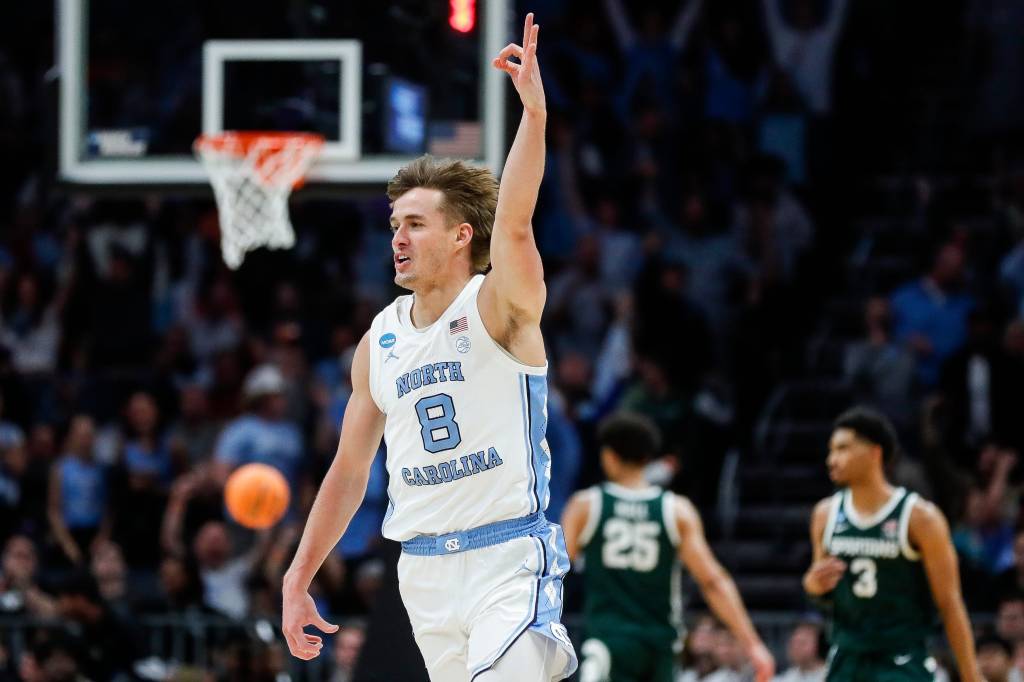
[194,131,324,187]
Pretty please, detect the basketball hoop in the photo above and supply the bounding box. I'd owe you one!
[194,131,324,269]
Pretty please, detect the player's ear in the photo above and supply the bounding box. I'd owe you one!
[455,222,473,247]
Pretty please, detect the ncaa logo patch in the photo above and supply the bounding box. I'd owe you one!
[455,335,471,354]
[379,333,397,348]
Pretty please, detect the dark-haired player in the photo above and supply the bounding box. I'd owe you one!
[804,406,982,681]
[561,412,774,682]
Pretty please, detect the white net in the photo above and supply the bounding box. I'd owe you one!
[195,133,323,269]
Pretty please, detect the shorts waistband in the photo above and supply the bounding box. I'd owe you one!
[401,512,547,556]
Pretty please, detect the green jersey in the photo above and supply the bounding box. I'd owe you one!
[823,487,936,653]
[581,483,682,647]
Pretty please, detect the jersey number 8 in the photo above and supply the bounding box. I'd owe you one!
[602,519,660,572]
[415,394,463,453]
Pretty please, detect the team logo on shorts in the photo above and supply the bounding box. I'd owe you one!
[455,335,471,353]
[379,332,397,348]
[444,537,461,552]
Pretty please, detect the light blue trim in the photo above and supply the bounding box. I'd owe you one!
[469,536,544,680]
[526,375,550,513]
[520,374,538,513]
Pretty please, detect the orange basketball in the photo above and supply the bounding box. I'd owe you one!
[224,463,291,529]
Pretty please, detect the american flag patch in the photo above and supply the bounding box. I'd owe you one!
[449,316,468,334]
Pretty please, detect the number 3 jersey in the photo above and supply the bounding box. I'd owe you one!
[367,274,552,542]
[823,487,936,653]
[578,483,682,648]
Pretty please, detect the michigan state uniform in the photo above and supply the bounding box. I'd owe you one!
[577,483,682,682]
[368,274,577,680]
[822,487,938,682]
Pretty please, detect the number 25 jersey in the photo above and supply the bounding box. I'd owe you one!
[367,274,551,541]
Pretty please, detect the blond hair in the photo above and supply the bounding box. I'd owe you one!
[386,156,498,274]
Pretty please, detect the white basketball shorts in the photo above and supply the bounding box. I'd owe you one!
[397,519,578,681]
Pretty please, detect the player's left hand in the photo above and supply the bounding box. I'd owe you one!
[747,641,776,682]
[493,12,545,114]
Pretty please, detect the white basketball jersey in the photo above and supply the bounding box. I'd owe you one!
[367,275,551,541]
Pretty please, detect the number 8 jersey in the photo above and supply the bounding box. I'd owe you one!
[368,274,552,541]
[823,487,936,653]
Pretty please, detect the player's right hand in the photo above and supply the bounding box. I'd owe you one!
[282,588,339,660]
[804,556,846,595]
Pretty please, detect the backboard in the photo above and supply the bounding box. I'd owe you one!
[59,0,508,185]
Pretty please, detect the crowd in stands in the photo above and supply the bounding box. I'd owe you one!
[1,0,1024,679]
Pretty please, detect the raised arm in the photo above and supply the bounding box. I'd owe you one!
[761,0,791,64]
[669,0,704,52]
[675,496,775,682]
[282,331,385,660]
[479,13,547,356]
[602,0,636,51]
[909,500,982,682]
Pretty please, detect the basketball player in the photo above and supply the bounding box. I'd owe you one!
[804,407,982,681]
[282,13,578,681]
[561,413,775,682]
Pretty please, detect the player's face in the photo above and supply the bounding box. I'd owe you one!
[390,188,454,290]
[826,428,875,485]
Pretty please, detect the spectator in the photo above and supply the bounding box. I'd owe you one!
[0,394,25,453]
[185,277,245,366]
[996,594,1024,662]
[120,391,171,484]
[330,619,367,682]
[212,364,307,513]
[0,438,27,543]
[978,632,1024,682]
[0,272,60,376]
[1002,234,1024,318]
[952,481,1015,575]
[761,0,849,115]
[652,185,748,334]
[89,541,131,616]
[146,553,206,615]
[998,531,1024,601]
[706,624,749,682]
[940,307,1024,454]
[732,157,814,287]
[166,383,219,473]
[190,520,272,620]
[772,620,826,682]
[0,535,57,618]
[53,569,139,679]
[545,235,615,361]
[843,297,917,432]
[679,615,721,682]
[47,415,110,566]
[602,0,704,117]
[890,243,975,389]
